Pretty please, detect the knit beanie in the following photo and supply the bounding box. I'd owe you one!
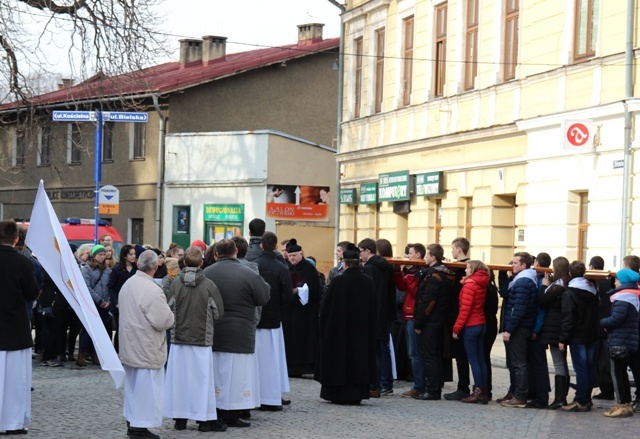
[91,244,106,258]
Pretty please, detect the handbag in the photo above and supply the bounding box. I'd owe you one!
[609,345,628,359]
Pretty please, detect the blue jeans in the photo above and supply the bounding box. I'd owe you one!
[462,324,487,387]
[406,320,426,393]
[371,324,393,391]
[569,342,596,405]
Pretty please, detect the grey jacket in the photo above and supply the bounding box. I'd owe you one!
[167,267,224,347]
[203,257,270,353]
[82,265,111,305]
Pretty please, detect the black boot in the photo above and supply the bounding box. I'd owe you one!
[548,375,568,410]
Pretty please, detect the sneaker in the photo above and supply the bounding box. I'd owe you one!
[604,403,633,418]
[380,387,393,396]
[46,360,63,367]
[496,392,513,404]
[633,399,640,413]
[561,401,590,412]
[444,389,470,401]
[500,398,527,408]
[40,361,48,366]
[401,389,421,398]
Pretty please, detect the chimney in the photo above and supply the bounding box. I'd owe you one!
[179,39,203,65]
[297,23,324,46]
[202,36,227,65]
[58,78,74,90]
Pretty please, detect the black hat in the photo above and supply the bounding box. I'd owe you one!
[342,243,360,261]
[286,238,302,253]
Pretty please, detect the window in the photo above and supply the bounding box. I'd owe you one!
[354,37,363,118]
[402,16,414,106]
[12,127,26,168]
[578,192,589,262]
[374,28,385,114]
[102,122,114,162]
[434,3,448,97]
[503,0,519,81]
[38,126,51,166]
[130,218,144,245]
[574,0,598,61]
[464,1,479,90]
[67,123,81,164]
[130,123,145,159]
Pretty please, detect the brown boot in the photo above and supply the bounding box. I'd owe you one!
[479,386,489,405]
[92,352,100,365]
[461,386,481,404]
[76,352,86,367]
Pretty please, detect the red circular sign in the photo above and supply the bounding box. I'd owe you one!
[566,123,590,147]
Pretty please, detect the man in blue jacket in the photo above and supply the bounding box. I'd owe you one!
[501,252,538,408]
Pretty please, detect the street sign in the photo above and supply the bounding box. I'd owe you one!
[98,185,120,215]
[103,112,148,123]
[52,111,96,122]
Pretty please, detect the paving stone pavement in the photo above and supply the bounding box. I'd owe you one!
[22,339,639,439]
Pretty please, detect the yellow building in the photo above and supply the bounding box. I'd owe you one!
[337,0,639,268]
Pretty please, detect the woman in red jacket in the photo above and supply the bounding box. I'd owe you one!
[453,260,490,404]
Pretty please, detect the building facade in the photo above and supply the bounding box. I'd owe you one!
[337,0,639,268]
[0,24,339,249]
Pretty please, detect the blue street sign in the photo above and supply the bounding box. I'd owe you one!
[103,112,148,123]
[52,111,96,122]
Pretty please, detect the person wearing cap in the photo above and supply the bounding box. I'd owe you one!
[191,240,207,253]
[599,268,640,418]
[281,238,322,377]
[315,243,377,405]
[78,244,113,367]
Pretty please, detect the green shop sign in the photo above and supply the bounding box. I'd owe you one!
[416,172,444,197]
[203,204,244,223]
[359,183,378,204]
[339,188,357,204]
[378,170,410,202]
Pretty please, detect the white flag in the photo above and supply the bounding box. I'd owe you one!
[26,180,125,389]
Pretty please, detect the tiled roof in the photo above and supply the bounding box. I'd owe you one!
[1,37,339,111]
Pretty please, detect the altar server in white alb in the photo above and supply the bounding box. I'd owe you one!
[164,246,226,432]
[0,220,40,435]
[254,231,294,411]
[119,250,174,439]
[203,239,270,428]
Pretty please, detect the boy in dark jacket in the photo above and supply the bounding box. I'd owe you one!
[559,261,599,412]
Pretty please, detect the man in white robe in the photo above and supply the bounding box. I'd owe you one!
[119,250,174,439]
[0,221,40,435]
[254,232,294,410]
[203,239,270,428]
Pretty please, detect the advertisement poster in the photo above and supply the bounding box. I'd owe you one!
[266,185,330,221]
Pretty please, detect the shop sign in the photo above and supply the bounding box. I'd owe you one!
[378,170,410,202]
[203,204,244,223]
[415,172,443,197]
[359,183,378,204]
[339,188,357,205]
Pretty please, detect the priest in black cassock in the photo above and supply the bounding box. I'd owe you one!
[282,239,321,376]
[314,244,377,404]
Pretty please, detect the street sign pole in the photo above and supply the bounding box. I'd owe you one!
[93,111,103,244]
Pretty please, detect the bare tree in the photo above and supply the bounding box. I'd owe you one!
[0,0,169,103]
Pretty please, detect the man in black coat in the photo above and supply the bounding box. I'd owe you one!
[315,244,377,404]
[413,243,455,400]
[358,238,396,397]
[281,239,321,377]
[0,220,40,434]
[255,232,294,411]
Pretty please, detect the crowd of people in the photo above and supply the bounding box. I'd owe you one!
[1,216,639,437]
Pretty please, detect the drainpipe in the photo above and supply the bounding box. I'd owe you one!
[152,94,165,247]
[329,0,346,255]
[620,0,634,264]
